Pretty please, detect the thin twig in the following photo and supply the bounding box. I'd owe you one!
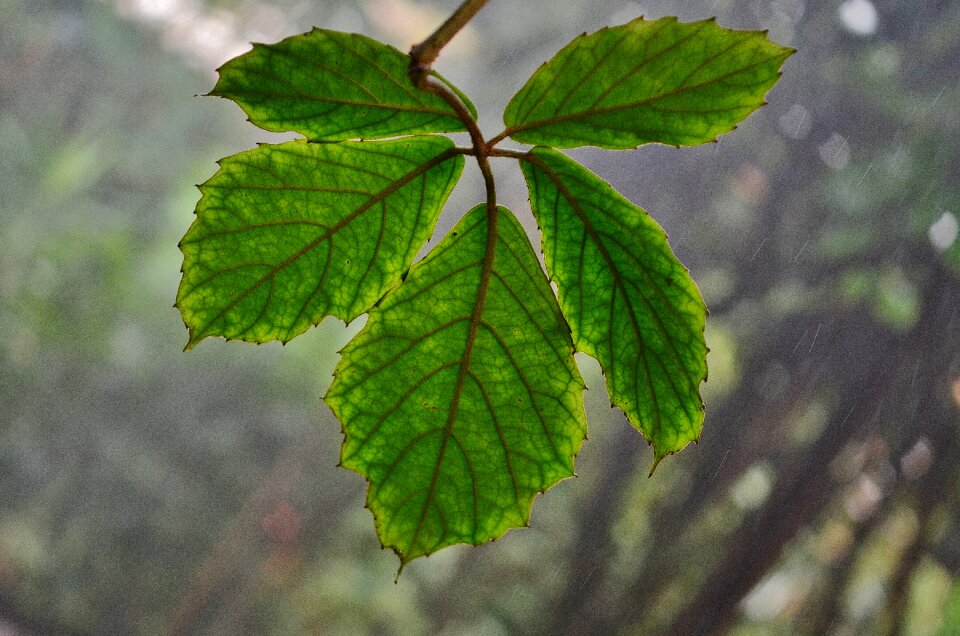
[408,0,490,86]
[408,0,498,236]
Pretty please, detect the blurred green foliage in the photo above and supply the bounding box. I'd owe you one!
[2,0,959,635]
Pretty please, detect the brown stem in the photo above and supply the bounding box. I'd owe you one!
[406,0,492,190]
[486,129,512,149]
[408,0,490,86]
[417,75,498,247]
[488,147,527,160]
[421,78,487,158]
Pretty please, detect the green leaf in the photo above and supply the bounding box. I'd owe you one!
[177,136,463,348]
[326,205,587,566]
[520,147,707,464]
[211,28,476,141]
[502,16,793,149]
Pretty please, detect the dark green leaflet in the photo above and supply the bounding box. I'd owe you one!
[503,17,793,149]
[211,28,476,141]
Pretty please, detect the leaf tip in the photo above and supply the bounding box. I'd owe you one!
[648,453,668,477]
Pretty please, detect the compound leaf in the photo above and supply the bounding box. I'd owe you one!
[326,205,587,566]
[177,136,463,348]
[211,28,476,141]
[520,147,707,464]
[503,16,793,149]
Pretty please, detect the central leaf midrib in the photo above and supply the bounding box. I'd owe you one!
[409,207,499,553]
[215,85,458,116]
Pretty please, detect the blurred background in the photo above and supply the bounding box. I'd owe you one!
[2,0,959,634]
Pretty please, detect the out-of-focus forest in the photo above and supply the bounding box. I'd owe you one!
[1,0,959,634]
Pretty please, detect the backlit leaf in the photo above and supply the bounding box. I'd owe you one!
[177,136,463,348]
[326,205,587,565]
[211,28,476,141]
[503,16,793,149]
[520,147,707,464]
